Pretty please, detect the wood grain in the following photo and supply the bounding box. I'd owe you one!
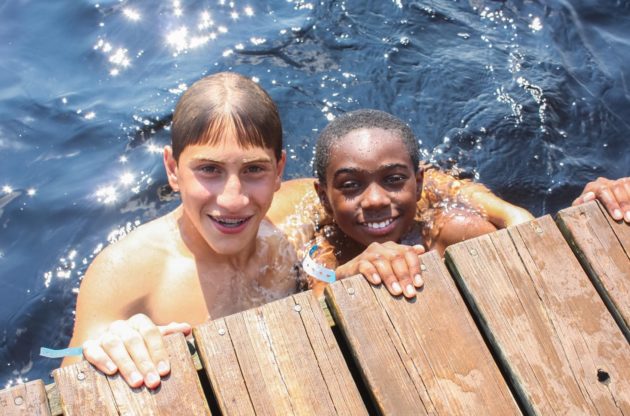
[53,333,210,415]
[325,251,520,415]
[446,215,630,414]
[194,291,366,415]
[556,200,630,341]
[0,380,51,416]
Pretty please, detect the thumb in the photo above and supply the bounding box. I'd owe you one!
[413,244,426,255]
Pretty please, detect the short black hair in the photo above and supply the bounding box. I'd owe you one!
[314,109,420,183]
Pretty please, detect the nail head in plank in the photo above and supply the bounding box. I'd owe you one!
[556,201,630,341]
[194,291,366,415]
[53,360,118,415]
[325,251,520,415]
[446,216,630,414]
[0,380,51,416]
[53,333,210,415]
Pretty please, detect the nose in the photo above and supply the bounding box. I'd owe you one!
[360,183,391,210]
[216,174,249,212]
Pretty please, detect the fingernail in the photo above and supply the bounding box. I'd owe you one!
[391,282,402,294]
[405,284,415,297]
[130,371,143,385]
[372,274,381,284]
[584,192,595,201]
[414,274,423,287]
[146,372,160,386]
[157,361,170,375]
[614,209,623,220]
[106,362,117,373]
[625,211,630,222]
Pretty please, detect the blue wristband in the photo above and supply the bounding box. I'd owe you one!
[40,346,83,358]
[302,245,336,284]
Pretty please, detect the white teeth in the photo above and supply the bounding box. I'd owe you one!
[212,217,248,227]
[365,219,393,229]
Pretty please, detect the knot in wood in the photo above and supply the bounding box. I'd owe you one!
[597,369,610,383]
[14,396,24,406]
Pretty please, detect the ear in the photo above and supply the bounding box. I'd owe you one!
[163,146,179,192]
[415,166,424,201]
[314,180,333,215]
[274,150,287,191]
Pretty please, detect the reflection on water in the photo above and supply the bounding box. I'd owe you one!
[1,0,629,387]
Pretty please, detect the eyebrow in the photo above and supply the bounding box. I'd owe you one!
[190,156,274,164]
[332,163,411,179]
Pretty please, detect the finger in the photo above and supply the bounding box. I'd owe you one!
[134,321,170,378]
[621,179,630,222]
[596,187,623,220]
[373,259,403,296]
[611,182,630,223]
[390,256,416,299]
[572,191,594,206]
[159,322,193,337]
[403,248,424,288]
[113,323,161,389]
[100,332,144,388]
[357,260,381,285]
[82,339,117,375]
[412,244,426,256]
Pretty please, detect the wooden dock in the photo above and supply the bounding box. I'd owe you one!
[2,201,629,415]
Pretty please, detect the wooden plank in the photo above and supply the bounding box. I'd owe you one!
[0,380,52,416]
[53,333,210,415]
[556,200,630,341]
[194,291,367,415]
[325,251,520,415]
[446,216,630,414]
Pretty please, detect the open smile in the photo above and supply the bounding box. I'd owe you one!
[359,217,399,235]
[208,215,253,234]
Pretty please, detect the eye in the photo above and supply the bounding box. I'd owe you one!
[339,180,360,190]
[198,165,220,175]
[244,165,266,174]
[385,174,408,185]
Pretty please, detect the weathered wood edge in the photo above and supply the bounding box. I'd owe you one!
[444,235,536,416]
[38,298,332,415]
[323,277,393,415]
[555,201,630,343]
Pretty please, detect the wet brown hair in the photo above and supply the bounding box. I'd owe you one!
[171,72,282,161]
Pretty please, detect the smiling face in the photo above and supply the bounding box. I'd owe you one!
[165,138,285,257]
[316,128,422,247]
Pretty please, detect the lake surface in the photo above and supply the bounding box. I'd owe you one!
[1,0,629,387]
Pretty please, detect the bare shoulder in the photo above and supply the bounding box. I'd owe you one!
[88,214,173,279]
[267,178,316,224]
[428,208,497,255]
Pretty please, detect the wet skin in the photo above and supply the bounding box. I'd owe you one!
[164,139,286,262]
[315,127,423,252]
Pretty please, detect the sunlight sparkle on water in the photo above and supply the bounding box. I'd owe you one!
[529,16,543,32]
[26,188,36,197]
[198,11,213,29]
[119,172,134,186]
[123,8,141,21]
[146,143,163,154]
[244,6,254,16]
[166,27,189,52]
[96,185,118,204]
[2,185,12,194]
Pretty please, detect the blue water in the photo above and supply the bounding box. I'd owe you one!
[1,0,629,387]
